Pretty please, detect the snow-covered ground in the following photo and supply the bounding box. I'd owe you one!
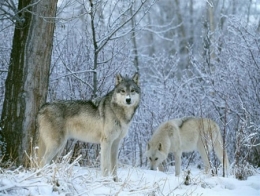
[0,157,259,196]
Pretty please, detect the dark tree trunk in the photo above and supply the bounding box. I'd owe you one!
[0,0,58,166]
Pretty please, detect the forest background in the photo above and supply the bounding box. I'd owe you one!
[0,0,259,181]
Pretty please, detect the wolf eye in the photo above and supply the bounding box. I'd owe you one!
[120,89,125,93]
[149,157,152,161]
[131,89,135,93]
[155,158,158,161]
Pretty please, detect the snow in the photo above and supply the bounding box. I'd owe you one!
[0,158,259,196]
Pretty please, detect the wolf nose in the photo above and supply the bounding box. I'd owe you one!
[126,98,131,104]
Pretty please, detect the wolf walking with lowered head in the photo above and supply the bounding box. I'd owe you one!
[146,117,229,176]
[37,73,141,180]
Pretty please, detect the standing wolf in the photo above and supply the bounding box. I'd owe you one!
[146,117,229,176]
[37,73,140,180]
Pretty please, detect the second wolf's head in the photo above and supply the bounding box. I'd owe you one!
[112,73,141,107]
[145,142,167,171]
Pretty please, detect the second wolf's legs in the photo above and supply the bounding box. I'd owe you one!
[174,151,182,176]
[197,141,211,173]
[214,140,229,173]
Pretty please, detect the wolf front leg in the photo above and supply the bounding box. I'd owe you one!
[100,138,112,177]
[110,138,121,181]
[174,151,182,176]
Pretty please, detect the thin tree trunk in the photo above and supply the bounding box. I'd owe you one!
[0,0,58,166]
[89,0,98,99]
[175,0,188,67]
[130,6,139,73]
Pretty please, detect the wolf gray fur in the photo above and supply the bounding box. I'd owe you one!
[37,73,140,180]
[146,117,229,176]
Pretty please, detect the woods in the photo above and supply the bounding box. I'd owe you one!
[0,0,259,181]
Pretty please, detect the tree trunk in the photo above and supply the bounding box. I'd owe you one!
[174,0,188,69]
[130,6,139,73]
[89,0,98,99]
[0,0,58,166]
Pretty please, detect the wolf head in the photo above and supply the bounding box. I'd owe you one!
[146,142,167,170]
[113,73,140,107]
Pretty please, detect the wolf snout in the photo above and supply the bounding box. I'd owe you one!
[126,97,131,104]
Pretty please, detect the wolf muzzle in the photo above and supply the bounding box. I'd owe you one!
[126,95,131,104]
[150,166,156,170]
[126,97,131,104]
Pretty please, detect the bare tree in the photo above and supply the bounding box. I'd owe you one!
[0,0,58,166]
[88,0,153,97]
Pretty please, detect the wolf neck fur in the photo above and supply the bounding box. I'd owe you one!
[111,102,136,124]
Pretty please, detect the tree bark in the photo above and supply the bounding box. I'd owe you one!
[130,6,139,73]
[89,0,98,99]
[0,0,58,166]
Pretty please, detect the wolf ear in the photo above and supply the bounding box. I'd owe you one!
[116,74,123,85]
[132,72,139,86]
[158,143,162,151]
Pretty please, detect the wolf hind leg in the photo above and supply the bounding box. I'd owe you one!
[214,140,229,173]
[197,141,211,173]
[40,139,67,167]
